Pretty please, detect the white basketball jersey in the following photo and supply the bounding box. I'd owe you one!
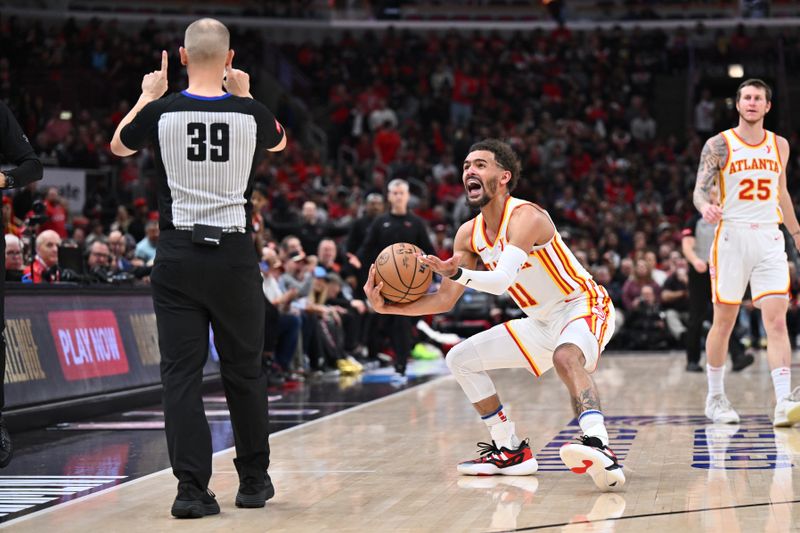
[719,129,783,224]
[470,197,603,319]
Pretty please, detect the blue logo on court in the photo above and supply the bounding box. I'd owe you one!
[537,415,795,471]
[692,416,794,470]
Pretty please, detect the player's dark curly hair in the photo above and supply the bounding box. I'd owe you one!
[468,139,522,192]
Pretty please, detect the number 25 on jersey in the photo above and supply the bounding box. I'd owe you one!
[738,178,771,201]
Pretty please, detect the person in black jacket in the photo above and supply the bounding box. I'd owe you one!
[357,178,435,375]
[346,192,384,298]
[0,101,44,467]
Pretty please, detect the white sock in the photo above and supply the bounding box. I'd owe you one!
[771,367,791,402]
[489,421,520,450]
[579,410,609,447]
[482,404,519,449]
[707,364,725,397]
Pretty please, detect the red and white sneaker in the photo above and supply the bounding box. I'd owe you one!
[560,436,625,491]
[457,439,539,476]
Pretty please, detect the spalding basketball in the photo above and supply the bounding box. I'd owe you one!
[374,242,433,303]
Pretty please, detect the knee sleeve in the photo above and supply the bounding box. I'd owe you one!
[445,338,497,403]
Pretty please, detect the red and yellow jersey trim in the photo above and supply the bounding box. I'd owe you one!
[479,196,512,249]
[730,128,768,149]
[504,322,541,376]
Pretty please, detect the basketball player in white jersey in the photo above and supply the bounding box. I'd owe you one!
[694,79,800,426]
[364,139,624,491]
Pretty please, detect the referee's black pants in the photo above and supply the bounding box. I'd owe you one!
[686,267,745,365]
[151,231,268,490]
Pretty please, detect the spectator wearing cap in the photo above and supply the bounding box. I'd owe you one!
[299,266,362,375]
[292,265,334,373]
[278,235,317,298]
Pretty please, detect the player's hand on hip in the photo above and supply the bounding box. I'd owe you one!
[700,203,722,224]
[223,66,251,97]
[141,50,169,99]
[418,253,460,278]
[364,265,387,313]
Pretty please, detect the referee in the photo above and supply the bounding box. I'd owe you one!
[0,102,43,467]
[111,19,286,519]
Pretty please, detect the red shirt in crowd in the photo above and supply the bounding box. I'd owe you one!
[374,128,401,165]
[42,200,67,238]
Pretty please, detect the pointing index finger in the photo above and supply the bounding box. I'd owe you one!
[160,50,168,74]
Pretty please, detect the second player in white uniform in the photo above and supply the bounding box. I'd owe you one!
[365,139,624,491]
[694,78,800,427]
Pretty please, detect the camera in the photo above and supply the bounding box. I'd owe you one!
[27,199,49,226]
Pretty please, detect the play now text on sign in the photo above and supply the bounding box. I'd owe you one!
[48,310,130,380]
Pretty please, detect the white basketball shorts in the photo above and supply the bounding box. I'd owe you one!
[709,221,789,306]
[457,289,615,379]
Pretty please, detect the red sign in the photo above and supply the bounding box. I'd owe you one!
[49,310,130,380]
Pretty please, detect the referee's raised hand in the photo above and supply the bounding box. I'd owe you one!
[141,50,169,100]
[223,62,251,98]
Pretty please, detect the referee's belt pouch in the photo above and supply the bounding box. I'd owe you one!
[191,224,223,247]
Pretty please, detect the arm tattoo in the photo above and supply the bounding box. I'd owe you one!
[693,135,727,212]
[571,387,602,417]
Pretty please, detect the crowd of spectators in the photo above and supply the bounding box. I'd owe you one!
[4,15,800,379]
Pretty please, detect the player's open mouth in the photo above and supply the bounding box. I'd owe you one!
[465,178,483,198]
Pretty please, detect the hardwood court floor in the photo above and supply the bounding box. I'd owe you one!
[4,352,800,532]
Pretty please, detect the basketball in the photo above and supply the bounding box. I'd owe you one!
[374,242,433,303]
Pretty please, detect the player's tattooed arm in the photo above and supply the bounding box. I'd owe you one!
[693,134,727,213]
[571,387,602,417]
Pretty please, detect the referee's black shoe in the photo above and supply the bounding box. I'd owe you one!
[235,472,275,508]
[171,483,220,518]
[0,417,12,468]
[732,351,755,372]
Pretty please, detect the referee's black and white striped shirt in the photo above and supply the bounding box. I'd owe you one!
[120,91,283,232]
